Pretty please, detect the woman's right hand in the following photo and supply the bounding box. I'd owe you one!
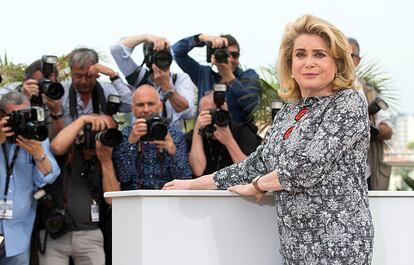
[162,179,193,190]
[228,183,265,203]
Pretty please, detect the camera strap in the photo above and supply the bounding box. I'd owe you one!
[69,83,108,120]
[1,144,20,201]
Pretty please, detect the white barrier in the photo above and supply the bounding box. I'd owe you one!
[105,190,414,265]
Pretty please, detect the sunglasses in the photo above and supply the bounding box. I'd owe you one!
[229,51,240,59]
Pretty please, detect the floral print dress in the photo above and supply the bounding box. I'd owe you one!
[214,89,374,264]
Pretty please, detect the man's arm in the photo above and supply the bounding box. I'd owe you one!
[96,142,120,205]
[188,111,211,176]
[214,126,246,164]
[171,34,206,85]
[51,115,114,155]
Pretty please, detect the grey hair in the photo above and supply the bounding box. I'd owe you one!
[347,37,360,56]
[0,91,30,111]
[68,48,99,68]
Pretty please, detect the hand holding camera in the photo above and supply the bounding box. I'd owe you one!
[128,118,148,144]
[145,35,170,51]
[151,133,176,156]
[0,117,14,144]
[151,64,172,92]
[15,135,44,158]
[213,126,234,146]
[22,79,40,98]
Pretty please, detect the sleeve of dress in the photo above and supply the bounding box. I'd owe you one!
[277,90,369,192]
[212,124,276,189]
[171,35,205,86]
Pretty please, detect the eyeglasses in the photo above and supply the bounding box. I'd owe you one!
[229,51,240,59]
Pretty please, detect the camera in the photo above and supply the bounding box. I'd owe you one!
[368,97,389,115]
[31,55,65,106]
[141,113,168,141]
[0,74,2,84]
[200,84,231,138]
[143,42,173,70]
[107,95,121,116]
[45,208,74,239]
[271,100,283,120]
[6,107,49,143]
[206,42,229,64]
[82,123,123,150]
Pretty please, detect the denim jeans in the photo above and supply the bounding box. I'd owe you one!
[0,249,30,265]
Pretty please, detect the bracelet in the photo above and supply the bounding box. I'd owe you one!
[34,154,47,162]
[252,176,266,193]
[50,113,63,120]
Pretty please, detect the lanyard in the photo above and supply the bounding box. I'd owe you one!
[2,144,20,201]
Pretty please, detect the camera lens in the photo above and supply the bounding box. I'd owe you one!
[213,109,230,127]
[44,82,65,100]
[213,49,229,64]
[96,128,122,147]
[154,51,172,70]
[148,122,168,140]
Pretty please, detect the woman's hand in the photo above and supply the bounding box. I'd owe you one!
[228,183,265,203]
[162,179,193,190]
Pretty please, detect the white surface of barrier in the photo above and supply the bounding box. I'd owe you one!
[105,190,414,265]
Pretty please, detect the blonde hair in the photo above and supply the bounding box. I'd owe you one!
[277,14,356,101]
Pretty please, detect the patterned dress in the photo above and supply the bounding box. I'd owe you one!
[214,89,374,264]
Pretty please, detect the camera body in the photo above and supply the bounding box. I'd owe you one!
[143,42,173,70]
[200,84,231,138]
[31,55,65,106]
[368,97,389,116]
[45,208,74,239]
[206,42,229,64]
[107,94,121,116]
[82,123,122,150]
[141,113,168,141]
[6,107,48,143]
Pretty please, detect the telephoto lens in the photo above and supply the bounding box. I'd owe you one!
[95,128,123,147]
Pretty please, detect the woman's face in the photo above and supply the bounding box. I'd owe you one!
[291,34,337,97]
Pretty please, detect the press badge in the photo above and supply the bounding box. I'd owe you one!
[91,200,99,222]
[0,200,13,219]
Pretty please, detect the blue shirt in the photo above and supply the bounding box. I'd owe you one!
[110,43,196,130]
[0,139,60,257]
[112,126,192,190]
[172,34,261,123]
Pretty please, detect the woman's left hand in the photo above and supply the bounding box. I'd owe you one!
[228,183,265,203]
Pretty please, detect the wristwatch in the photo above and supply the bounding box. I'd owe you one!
[252,176,266,193]
[110,73,120,82]
[50,112,63,120]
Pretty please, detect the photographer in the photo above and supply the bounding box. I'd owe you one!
[0,91,60,264]
[172,33,261,123]
[15,58,64,139]
[35,114,117,265]
[110,34,196,130]
[348,37,393,190]
[186,89,261,177]
[96,84,192,203]
[60,47,132,127]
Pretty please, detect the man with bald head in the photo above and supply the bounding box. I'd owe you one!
[97,84,192,197]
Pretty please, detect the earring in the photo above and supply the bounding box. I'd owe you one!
[281,87,288,93]
[291,74,294,78]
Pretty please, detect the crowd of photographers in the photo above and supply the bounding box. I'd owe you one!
[0,33,392,265]
[0,33,263,265]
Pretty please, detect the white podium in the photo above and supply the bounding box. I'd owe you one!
[105,190,414,265]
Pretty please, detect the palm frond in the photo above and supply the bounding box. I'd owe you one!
[356,60,400,114]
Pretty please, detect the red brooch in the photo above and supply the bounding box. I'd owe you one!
[283,127,294,140]
[295,107,309,121]
[283,107,309,140]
